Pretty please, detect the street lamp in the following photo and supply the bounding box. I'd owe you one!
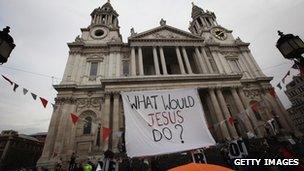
[0,26,16,64]
[276,31,304,69]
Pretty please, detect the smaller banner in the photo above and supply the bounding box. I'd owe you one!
[228,138,248,159]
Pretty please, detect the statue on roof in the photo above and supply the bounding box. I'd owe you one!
[130,27,137,36]
[160,18,166,26]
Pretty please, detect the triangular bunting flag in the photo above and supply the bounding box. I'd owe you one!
[39,97,48,108]
[13,83,19,92]
[23,88,28,95]
[228,116,234,125]
[1,75,13,85]
[102,127,111,141]
[269,88,276,98]
[31,93,37,100]
[276,83,282,89]
[70,113,80,125]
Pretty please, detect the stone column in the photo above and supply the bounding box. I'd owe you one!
[159,47,168,75]
[131,47,136,76]
[62,54,74,82]
[241,52,258,77]
[216,88,239,138]
[275,96,295,129]
[209,88,231,140]
[102,93,111,150]
[138,47,144,76]
[201,47,213,73]
[152,46,161,75]
[231,88,254,133]
[109,15,113,25]
[211,51,224,74]
[65,104,78,155]
[51,99,76,160]
[39,103,61,160]
[71,54,81,81]
[112,93,120,152]
[217,52,232,74]
[175,47,186,74]
[115,53,121,77]
[246,51,265,77]
[182,47,193,74]
[265,93,292,132]
[195,20,201,30]
[200,17,207,26]
[237,88,262,137]
[238,56,252,78]
[195,47,208,74]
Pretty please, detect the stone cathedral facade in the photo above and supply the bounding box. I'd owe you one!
[37,1,297,169]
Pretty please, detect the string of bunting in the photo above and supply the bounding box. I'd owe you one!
[276,61,304,90]
[1,74,122,141]
[209,88,278,131]
[70,113,122,141]
[1,74,54,109]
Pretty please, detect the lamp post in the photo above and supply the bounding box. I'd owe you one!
[0,26,16,64]
[276,31,304,70]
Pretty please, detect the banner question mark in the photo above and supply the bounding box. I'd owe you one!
[175,124,184,143]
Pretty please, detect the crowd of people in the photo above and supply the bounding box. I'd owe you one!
[46,135,304,171]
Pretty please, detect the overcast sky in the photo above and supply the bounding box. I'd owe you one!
[0,0,303,135]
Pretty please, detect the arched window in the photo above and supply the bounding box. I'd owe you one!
[83,117,92,135]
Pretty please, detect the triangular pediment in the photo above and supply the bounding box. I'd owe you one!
[129,25,203,40]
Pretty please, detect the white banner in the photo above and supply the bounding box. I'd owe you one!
[121,88,215,157]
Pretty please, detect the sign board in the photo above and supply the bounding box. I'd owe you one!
[121,88,215,157]
[228,139,248,159]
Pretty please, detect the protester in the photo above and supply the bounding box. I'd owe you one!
[83,161,93,171]
[69,152,77,171]
[55,158,63,171]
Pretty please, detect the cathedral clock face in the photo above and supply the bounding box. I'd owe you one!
[211,28,227,40]
[90,27,108,39]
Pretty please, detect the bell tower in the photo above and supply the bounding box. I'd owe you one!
[189,3,218,36]
[90,0,119,29]
[79,0,122,44]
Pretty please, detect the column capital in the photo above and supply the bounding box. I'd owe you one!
[231,85,242,89]
[208,86,217,90]
[215,85,224,90]
[113,91,121,97]
[104,92,112,98]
